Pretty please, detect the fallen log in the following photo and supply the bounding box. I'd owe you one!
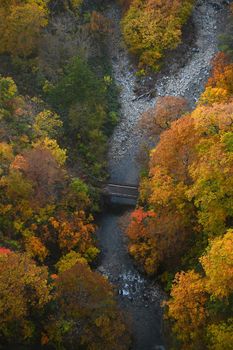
[132,88,156,101]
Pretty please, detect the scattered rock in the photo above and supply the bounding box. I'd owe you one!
[97,1,228,348]
[105,0,226,165]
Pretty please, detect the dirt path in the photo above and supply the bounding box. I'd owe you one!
[97,1,228,349]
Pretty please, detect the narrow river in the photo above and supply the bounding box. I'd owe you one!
[97,1,227,349]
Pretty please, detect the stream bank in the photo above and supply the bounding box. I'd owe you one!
[97,1,228,349]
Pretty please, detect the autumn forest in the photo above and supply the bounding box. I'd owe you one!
[0,1,232,350]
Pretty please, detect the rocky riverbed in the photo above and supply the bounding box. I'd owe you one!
[97,1,229,349]
[97,211,165,350]
[108,0,227,183]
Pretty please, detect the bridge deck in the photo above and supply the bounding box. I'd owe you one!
[103,183,139,199]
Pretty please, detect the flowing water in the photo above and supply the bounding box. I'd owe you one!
[97,1,227,349]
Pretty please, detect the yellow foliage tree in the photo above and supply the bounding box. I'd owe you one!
[207,319,233,350]
[33,137,67,166]
[166,230,233,349]
[0,251,51,343]
[0,1,48,57]
[166,270,207,349]
[56,250,87,273]
[199,86,230,105]
[199,53,233,105]
[200,230,233,299]
[121,0,194,70]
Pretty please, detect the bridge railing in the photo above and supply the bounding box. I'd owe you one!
[103,183,139,200]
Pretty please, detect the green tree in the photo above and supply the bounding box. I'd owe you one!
[33,110,63,139]
[48,56,109,177]
[0,76,17,107]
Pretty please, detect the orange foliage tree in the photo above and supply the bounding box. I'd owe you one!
[11,146,65,205]
[48,210,98,262]
[127,208,159,274]
[166,229,233,350]
[127,114,198,274]
[140,96,189,136]
[130,98,233,274]
[44,263,131,349]
[0,76,98,266]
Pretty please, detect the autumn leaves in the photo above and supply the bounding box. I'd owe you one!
[0,74,129,347]
[121,0,195,71]
[0,249,130,349]
[166,232,233,349]
[0,0,48,57]
[127,52,233,349]
[0,1,134,347]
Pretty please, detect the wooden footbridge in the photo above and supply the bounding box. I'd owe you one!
[103,183,139,200]
[83,175,139,203]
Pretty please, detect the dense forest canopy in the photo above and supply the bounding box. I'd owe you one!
[127,50,233,349]
[0,0,233,349]
[0,0,129,348]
